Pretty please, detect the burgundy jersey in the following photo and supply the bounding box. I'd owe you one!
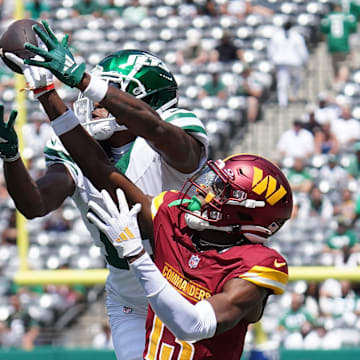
[144,191,288,360]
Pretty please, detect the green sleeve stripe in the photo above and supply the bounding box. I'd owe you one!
[181,125,207,135]
[164,111,197,123]
[44,147,78,175]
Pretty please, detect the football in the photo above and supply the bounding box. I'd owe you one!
[0,19,45,74]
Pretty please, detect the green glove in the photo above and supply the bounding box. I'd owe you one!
[24,20,86,88]
[0,105,19,162]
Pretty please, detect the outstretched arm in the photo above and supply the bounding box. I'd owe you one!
[0,104,74,218]
[25,20,204,174]
[6,49,153,237]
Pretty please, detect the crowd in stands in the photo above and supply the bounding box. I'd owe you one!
[0,0,360,353]
[264,88,360,349]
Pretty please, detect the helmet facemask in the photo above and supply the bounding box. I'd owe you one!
[73,65,133,141]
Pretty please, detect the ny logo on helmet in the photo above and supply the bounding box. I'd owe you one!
[251,167,287,205]
[121,54,171,73]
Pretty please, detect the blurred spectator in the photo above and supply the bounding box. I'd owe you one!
[278,292,315,349]
[92,322,113,349]
[0,293,40,350]
[320,2,357,90]
[319,279,360,333]
[267,20,308,107]
[276,119,315,160]
[313,92,340,126]
[297,185,334,224]
[176,32,208,67]
[25,0,51,19]
[209,32,243,63]
[333,188,356,222]
[199,71,227,99]
[198,0,218,17]
[302,104,322,135]
[331,104,360,149]
[314,121,340,155]
[286,157,314,197]
[122,0,148,24]
[322,216,360,266]
[73,0,103,17]
[318,154,348,203]
[345,141,360,179]
[235,64,263,123]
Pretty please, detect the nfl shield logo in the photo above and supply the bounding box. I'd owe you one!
[188,255,201,269]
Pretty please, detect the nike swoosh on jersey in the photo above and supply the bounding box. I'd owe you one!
[274,259,286,268]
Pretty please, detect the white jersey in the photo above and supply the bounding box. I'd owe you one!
[44,108,208,314]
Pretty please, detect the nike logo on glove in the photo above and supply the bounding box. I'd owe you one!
[0,137,8,143]
[274,259,286,268]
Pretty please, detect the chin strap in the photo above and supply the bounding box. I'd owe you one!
[184,212,233,232]
[156,98,178,114]
[185,212,273,244]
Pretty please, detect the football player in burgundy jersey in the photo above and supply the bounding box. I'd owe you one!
[83,154,293,360]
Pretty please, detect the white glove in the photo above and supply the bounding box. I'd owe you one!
[5,37,54,98]
[87,188,143,258]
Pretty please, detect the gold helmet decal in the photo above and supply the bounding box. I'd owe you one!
[252,167,287,205]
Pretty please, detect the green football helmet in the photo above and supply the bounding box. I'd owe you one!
[73,49,178,140]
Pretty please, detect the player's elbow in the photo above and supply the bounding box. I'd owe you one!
[167,301,217,342]
[12,202,40,219]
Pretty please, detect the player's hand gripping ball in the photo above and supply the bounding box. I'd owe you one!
[0,19,45,74]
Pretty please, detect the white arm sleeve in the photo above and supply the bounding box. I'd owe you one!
[130,252,217,342]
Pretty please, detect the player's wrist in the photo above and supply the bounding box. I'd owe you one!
[3,152,20,162]
[33,83,55,98]
[126,248,146,264]
[51,109,80,136]
[82,75,108,104]
[76,72,91,92]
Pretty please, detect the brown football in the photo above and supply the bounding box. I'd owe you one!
[0,19,45,74]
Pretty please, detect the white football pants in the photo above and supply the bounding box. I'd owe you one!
[106,299,147,360]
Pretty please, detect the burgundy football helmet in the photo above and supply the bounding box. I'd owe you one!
[180,154,293,244]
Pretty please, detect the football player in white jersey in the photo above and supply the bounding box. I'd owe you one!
[2,21,208,360]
